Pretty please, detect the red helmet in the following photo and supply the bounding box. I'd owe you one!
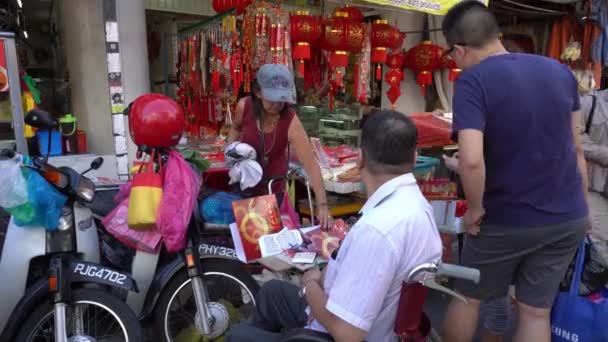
[128,94,185,148]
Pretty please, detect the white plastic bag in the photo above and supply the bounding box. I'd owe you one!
[0,154,29,209]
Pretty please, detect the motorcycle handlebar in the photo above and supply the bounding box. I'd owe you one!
[437,263,480,284]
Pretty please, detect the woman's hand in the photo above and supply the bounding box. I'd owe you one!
[318,203,333,231]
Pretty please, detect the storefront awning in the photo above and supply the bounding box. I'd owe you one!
[358,0,488,16]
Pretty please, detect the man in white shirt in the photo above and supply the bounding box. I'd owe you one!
[227,110,442,342]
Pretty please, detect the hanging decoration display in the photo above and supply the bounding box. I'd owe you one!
[385,51,405,109]
[406,40,444,96]
[370,20,403,80]
[242,2,294,92]
[354,24,372,104]
[290,10,322,77]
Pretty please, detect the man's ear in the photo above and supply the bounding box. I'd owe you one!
[357,155,365,170]
[414,150,418,163]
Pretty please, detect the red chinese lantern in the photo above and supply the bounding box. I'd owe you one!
[321,11,365,110]
[290,11,322,77]
[212,0,252,14]
[442,55,462,82]
[333,5,364,23]
[371,20,403,80]
[406,40,445,96]
[385,51,405,109]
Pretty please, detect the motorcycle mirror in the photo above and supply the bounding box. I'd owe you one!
[24,110,58,130]
[90,157,104,170]
[82,157,104,176]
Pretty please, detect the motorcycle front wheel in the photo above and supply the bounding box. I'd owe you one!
[16,288,143,342]
[154,258,259,342]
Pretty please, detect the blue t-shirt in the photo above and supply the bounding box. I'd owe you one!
[453,53,588,227]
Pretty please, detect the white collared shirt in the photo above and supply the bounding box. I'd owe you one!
[307,173,442,341]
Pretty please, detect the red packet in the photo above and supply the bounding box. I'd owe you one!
[306,219,348,260]
[231,195,283,262]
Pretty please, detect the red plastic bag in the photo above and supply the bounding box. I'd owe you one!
[157,150,202,253]
[102,198,163,254]
[280,192,300,229]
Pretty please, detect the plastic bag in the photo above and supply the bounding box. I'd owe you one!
[0,155,29,211]
[157,150,202,253]
[200,192,241,224]
[280,192,300,229]
[102,198,162,254]
[14,165,67,230]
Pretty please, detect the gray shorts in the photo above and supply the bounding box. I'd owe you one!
[456,217,588,309]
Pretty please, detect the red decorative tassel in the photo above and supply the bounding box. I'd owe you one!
[212,71,220,91]
[417,71,433,97]
[336,69,343,88]
[298,60,305,78]
[353,63,359,100]
[376,64,382,81]
[449,68,462,82]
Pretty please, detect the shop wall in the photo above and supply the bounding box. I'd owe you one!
[60,0,115,155]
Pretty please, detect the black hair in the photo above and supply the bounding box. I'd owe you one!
[442,1,500,48]
[250,80,292,120]
[361,110,417,175]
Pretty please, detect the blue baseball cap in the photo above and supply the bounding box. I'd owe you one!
[256,64,296,104]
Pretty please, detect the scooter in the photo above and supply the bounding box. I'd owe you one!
[0,110,142,341]
[90,146,260,341]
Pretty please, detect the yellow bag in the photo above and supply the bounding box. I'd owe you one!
[128,151,163,230]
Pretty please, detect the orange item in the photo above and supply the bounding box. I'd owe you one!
[128,152,163,230]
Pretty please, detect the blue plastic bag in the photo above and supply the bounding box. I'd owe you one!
[551,239,608,342]
[13,160,67,231]
[200,192,241,224]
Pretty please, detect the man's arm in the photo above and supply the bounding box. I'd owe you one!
[582,134,608,167]
[305,281,366,342]
[458,129,485,211]
[572,110,589,199]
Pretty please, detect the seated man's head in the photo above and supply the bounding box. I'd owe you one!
[359,110,417,195]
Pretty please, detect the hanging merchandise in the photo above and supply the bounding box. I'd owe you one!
[406,41,445,96]
[385,51,405,109]
[242,1,294,92]
[290,10,322,77]
[370,20,403,80]
[355,24,372,104]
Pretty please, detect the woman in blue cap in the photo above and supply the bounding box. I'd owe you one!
[228,64,332,229]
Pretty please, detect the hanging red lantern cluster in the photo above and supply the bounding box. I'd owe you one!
[212,0,252,15]
[290,11,322,77]
[370,20,403,80]
[321,10,365,81]
[385,51,405,109]
[406,40,445,96]
[321,8,366,110]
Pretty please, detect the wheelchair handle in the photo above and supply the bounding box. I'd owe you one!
[437,263,480,284]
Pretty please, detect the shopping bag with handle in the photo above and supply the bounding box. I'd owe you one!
[128,150,163,230]
[551,238,608,342]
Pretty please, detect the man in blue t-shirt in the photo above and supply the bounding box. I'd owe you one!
[441,2,590,342]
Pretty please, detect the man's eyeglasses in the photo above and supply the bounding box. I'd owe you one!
[444,43,467,59]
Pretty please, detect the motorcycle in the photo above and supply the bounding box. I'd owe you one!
[90,146,260,341]
[0,110,142,342]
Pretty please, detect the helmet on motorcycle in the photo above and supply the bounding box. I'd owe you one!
[127,94,185,148]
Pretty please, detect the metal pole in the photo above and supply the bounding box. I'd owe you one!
[1,33,27,155]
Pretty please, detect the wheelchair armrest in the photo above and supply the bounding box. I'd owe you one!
[280,328,334,342]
